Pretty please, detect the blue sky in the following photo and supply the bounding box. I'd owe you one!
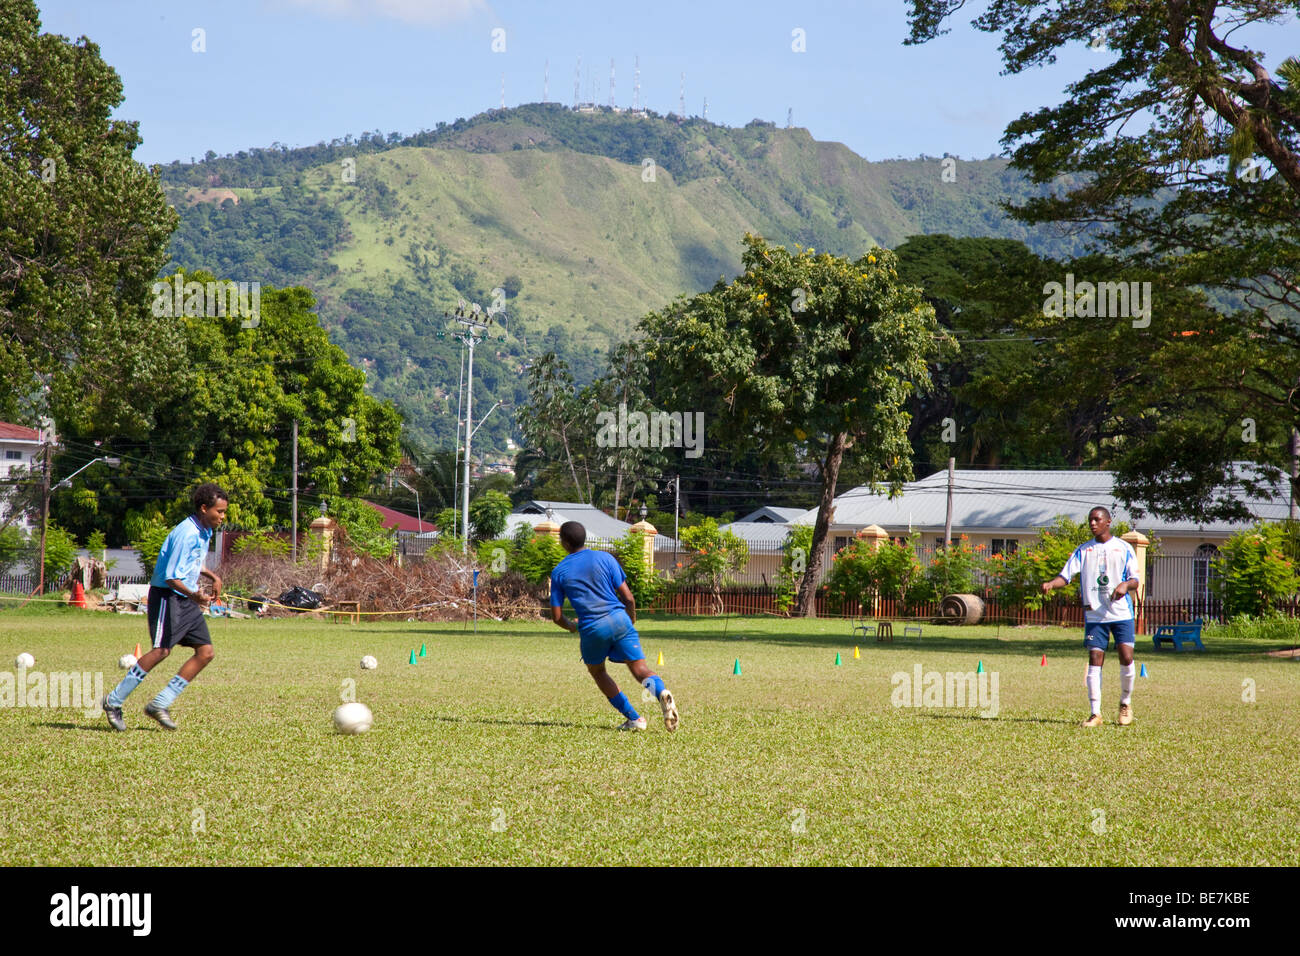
[34,0,1300,167]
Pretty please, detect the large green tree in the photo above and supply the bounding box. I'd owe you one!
[904,0,1300,518]
[640,235,946,616]
[51,275,403,540]
[0,0,180,431]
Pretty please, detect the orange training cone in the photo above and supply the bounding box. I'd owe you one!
[1041,653,1047,666]
[134,643,142,659]
[70,580,87,608]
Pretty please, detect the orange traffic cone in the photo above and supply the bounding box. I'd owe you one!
[70,580,87,608]
[1040,653,1047,666]
[134,643,142,659]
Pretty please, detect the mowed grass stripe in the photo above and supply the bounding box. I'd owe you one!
[1,609,1296,865]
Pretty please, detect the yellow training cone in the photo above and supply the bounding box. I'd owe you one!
[657,651,664,667]
[853,646,860,659]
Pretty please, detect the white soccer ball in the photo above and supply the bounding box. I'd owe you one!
[118,653,137,670]
[15,652,34,668]
[333,702,374,735]
[360,655,378,670]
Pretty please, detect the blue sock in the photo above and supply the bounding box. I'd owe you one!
[150,675,189,710]
[643,674,666,699]
[107,664,149,708]
[607,692,639,721]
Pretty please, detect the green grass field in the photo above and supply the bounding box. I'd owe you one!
[1,605,1296,866]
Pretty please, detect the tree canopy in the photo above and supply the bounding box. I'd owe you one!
[0,0,180,432]
[905,0,1300,519]
[639,235,947,615]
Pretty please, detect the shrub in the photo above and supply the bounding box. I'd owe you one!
[476,538,515,574]
[827,537,929,612]
[676,519,749,613]
[31,523,79,588]
[469,490,512,541]
[0,525,25,576]
[509,533,566,586]
[131,519,172,578]
[1210,522,1300,619]
[610,531,663,607]
[327,498,394,559]
[232,530,291,559]
[773,524,814,614]
[922,534,984,599]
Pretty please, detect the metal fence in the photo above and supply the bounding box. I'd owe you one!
[641,586,1299,630]
[0,571,148,595]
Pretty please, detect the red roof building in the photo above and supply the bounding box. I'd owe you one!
[362,501,437,534]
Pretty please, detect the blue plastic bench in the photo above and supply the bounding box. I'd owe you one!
[1152,618,1205,651]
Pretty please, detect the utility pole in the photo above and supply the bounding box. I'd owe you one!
[943,457,955,548]
[35,437,51,594]
[291,420,299,562]
[674,475,680,573]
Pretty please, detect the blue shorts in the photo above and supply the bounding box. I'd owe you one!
[578,608,645,666]
[1084,619,1135,651]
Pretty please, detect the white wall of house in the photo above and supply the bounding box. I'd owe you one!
[0,435,41,534]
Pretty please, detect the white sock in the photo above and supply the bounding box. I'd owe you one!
[1119,663,1135,705]
[1085,665,1102,715]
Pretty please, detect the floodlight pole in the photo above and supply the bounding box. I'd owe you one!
[451,309,490,554]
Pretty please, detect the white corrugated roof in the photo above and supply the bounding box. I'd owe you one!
[718,521,794,546]
[789,469,1290,536]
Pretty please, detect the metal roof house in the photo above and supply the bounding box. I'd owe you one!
[0,422,43,533]
[787,468,1294,604]
[789,468,1290,555]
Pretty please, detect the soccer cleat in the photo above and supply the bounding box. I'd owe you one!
[658,689,679,732]
[102,697,126,732]
[618,716,647,732]
[1081,713,1104,728]
[1118,703,1133,726]
[144,703,178,730]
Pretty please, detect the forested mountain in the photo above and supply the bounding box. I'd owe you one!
[159,104,1094,453]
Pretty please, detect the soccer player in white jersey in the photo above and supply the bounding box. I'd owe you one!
[1041,507,1141,727]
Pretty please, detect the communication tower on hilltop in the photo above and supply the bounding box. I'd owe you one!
[787,107,793,128]
[609,58,615,108]
[543,59,549,103]
[574,57,580,109]
[679,72,685,117]
[633,56,641,113]
[500,72,505,110]
[703,96,708,121]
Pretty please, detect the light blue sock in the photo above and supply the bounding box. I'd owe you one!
[150,675,189,710]
[106,664,149,708]
[607,692,639,721]
[643,674,666,699]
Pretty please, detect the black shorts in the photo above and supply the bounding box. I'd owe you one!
[147,586,212,650]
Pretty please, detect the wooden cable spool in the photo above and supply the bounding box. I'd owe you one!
[939,593,985,625]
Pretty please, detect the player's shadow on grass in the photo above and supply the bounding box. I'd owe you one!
[909,712,1078,726]
[32,721,125,732]
[427,714,590,730]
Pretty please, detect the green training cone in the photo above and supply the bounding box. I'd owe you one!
[732,658,742,676]
[419,643,427,657]
[835,652,842,666]
[409,649,418,665]
[1140,663,1148,677]
[976,660,984,674]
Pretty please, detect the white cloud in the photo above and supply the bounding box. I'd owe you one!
[275,0,491,26]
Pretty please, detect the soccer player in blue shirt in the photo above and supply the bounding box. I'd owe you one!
[1041,506,1141,728]
[102,483,227,731]
[550,521,679,732]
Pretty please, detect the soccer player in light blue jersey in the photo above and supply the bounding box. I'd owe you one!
[1041,507,1141,728]
[103,483,227,731]
[550,521,678,732]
